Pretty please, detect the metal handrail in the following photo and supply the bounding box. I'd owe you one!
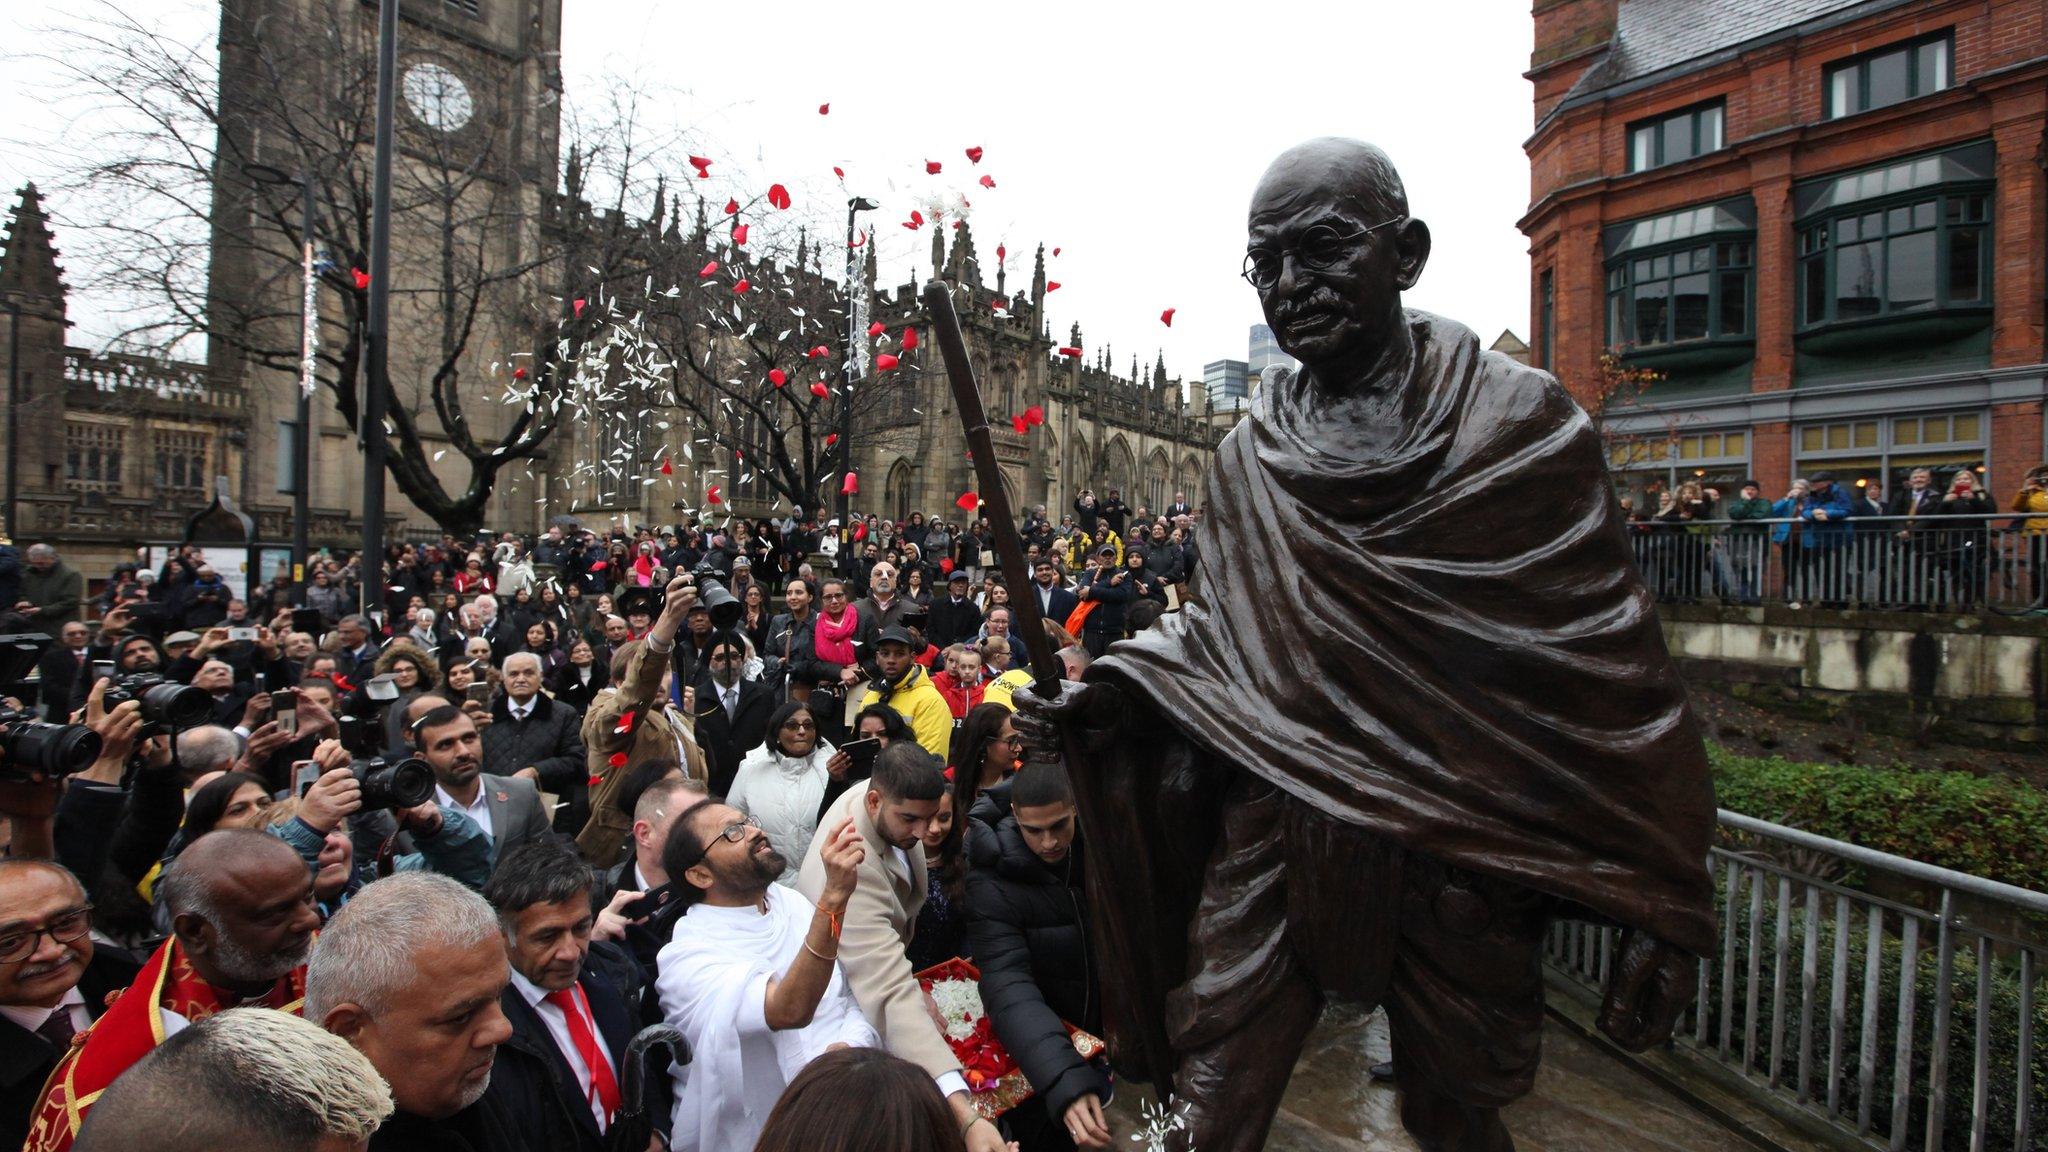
[1717,809,2048,917]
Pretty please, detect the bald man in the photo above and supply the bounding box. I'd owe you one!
[0,861,138,1150]
[1018,139,1715,1152]
[26,830,321,1151]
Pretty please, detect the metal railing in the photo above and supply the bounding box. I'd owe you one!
[1625,513,2048,615]
[1546,810,2047,1151]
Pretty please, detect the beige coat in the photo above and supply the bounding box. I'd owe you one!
[575,638,709,867]
[796,786,963,1082]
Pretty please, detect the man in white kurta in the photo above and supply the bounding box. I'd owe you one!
[656,800,876,1152]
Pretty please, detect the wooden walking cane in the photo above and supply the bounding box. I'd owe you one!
[920,280,1063,698]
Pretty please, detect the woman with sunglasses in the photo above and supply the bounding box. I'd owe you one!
[726,701,853,885]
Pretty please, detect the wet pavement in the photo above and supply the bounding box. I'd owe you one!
[1103,1002,1765,1151]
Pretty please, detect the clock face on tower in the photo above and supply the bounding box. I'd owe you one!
[401,61,474,132]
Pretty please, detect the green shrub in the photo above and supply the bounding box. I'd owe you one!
[1708,746,2048,891]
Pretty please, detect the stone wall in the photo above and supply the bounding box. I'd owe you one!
[1660,602,2047,743]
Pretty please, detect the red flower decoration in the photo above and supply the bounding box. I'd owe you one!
[769,368,787,387]
[841,472,858,495]
[350,267,370,290]
[614,711,638,735]
[767,184,791,210]
[588,774,603,787]
[607,752,628,769]
[900,327,918,350]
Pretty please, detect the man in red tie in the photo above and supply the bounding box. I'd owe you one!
[482,839,665,1152]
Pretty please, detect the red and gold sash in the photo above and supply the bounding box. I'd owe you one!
[23,937,308,1152]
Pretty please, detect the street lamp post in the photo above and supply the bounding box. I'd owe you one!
[361,0,399,617]
[244,162,318,604]
[837,196,879,566]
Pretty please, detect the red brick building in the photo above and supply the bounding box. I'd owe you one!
[1521,0,2046,508]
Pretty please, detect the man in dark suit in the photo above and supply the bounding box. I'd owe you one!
[1029,557,1080,629]
[692,634,774,796]
[35,623,91,722]
[482,653,589,834]
[483,841,665,1152]
[925,570,984,649]
[0,861,140,1150]
[333,613,384,685]
[415,704,554,869]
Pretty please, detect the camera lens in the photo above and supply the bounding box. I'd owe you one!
[1,720,103,777]
[140,682,212,729]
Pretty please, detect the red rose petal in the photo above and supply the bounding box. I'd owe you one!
[723,198,740,215]
[607,751,627,768]
[1052,247,1061,256]
[1160,307,1176,327]
[699,261,719,278]
[1012,414,1028,435]
[810,381,830,398]
[733,279,750,294]
[350,267,370,290]
[875,353,899,371]
[706,485,722,505]
[1024,404,1045,426]
[853,522,868,541]
[900,327,918,350]
[956,492,980,511]
[833,165,845,179]
[807,345,830,359]
[825,433,839,447]
[978,174,995,189]
[688,155,712,176]
[572,298,587,318]
[661,457,673,476]
[1046,281,1061,292]
[818,103,830,115]
[769,368,787,387]
[841,472,858,495]
[925,160,942,175]
[767,184,791,210]
[732,223,749,246]
[1058,347,1082,358]
[512,366,527,380]
[965,146,983,163]
[866,321,886,338]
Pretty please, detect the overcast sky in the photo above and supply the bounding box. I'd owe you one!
[1,0,1538,381]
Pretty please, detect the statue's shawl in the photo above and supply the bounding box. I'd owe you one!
[1096,311,1715,954]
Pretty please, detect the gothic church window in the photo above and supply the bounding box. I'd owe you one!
[64,422,124,493]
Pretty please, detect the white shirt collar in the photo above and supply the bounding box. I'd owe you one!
[0,985,84,1035]
[507,967,554,1010]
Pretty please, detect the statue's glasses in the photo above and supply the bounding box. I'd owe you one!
[0,906,93,963]
[1241,217,1407,290]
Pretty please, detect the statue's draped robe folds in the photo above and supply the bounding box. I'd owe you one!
[1076,311,1716,1087]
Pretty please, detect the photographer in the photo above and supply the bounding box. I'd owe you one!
[47,682,187,940]
[272,739,492,899]
[1072,545,1134,658]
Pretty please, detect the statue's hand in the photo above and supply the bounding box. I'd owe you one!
[1012,679,1126,761]
[1598,930,1698,1052]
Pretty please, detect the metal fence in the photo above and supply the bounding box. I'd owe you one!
[1546,810,2048,1151]
[1626,514,2048,615]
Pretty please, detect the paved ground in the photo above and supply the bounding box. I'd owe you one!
[1102,1002,1765,1152]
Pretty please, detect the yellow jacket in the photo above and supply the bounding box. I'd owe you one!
[1065,528,1123,572]
[981,667,1036,711]
[859,663,955,761]
[2012,486,2048,534]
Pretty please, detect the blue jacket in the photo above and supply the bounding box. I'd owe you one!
[276,805,494,904]
[1798,484,1856,547]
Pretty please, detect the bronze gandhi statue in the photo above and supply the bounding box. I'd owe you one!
[1016,139,1717,1152]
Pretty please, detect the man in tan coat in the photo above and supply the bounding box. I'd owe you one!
[797,744,1006,1152]
[577,574,711,867]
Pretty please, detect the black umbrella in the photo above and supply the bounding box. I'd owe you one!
[608,1024,692,1152]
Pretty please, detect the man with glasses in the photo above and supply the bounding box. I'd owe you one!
[26,831,322,1151]
[0,861,137,1150]
[655,800,871,1152]
[1018,138,1716,1152]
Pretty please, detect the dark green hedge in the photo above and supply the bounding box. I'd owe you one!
[1708,746,2048,891]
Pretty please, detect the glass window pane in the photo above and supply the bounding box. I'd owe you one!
[1887,230,1937,311]
[1954,414,1980,441]
[1918,39,1949,94]
[1678,437,1700,460]
[1829,67,1855,117]
[1894,420,1920,446]
[1610,293,1628,343]
[1803,257,1828,323]
[1650,254,1669,278]
[1632,281,1671,346]
[1913,201,1936,229]
[1672,273,1711,340]
[1867,49,1909,110]
[1854,422,1879,449]
[1700,104,1723,152]
[1925,420,1949,444]
[1801,427,1824,453]
[1888,206,1913,233]
[1836,241,1885,318]
[1631,127,1654,172]
[1837,217,1861,243]
[1827,425,1850,450]
[1719,270,1748,336]
[1948,228,1983,302]
[1663,113,1695,162]
[1726,433,1744,455]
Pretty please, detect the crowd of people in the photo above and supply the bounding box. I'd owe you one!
[1619,466,2041,610]
[0,487,1204,1152]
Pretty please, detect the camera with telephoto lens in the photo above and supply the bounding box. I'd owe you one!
[332,714,436,811]
[101,673,212,737]
[688,562,744,630]
[0,707,102,782]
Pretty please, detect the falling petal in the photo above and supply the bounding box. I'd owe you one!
[965,146,984,163]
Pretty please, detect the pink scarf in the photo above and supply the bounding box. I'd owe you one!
[816,607,859,665]
[633,554,656,587]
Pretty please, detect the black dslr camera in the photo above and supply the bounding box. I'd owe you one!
[333,714,437,812]
[0,634,102,782]
[101,673,212,738]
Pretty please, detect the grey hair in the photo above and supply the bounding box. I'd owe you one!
[501,651,542,676]
[0,858,85,899]
[175,724,243,773]
[338,613,372,633]
[73,1008,392,1152]
[306,872,499,1022]
[26,543,56,561]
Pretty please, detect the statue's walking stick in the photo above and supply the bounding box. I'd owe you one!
[920,280,1063,699]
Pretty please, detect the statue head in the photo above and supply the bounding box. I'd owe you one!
[1246,138,1431,382]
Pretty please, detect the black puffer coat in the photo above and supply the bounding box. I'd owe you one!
[964,784,1108,1123]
